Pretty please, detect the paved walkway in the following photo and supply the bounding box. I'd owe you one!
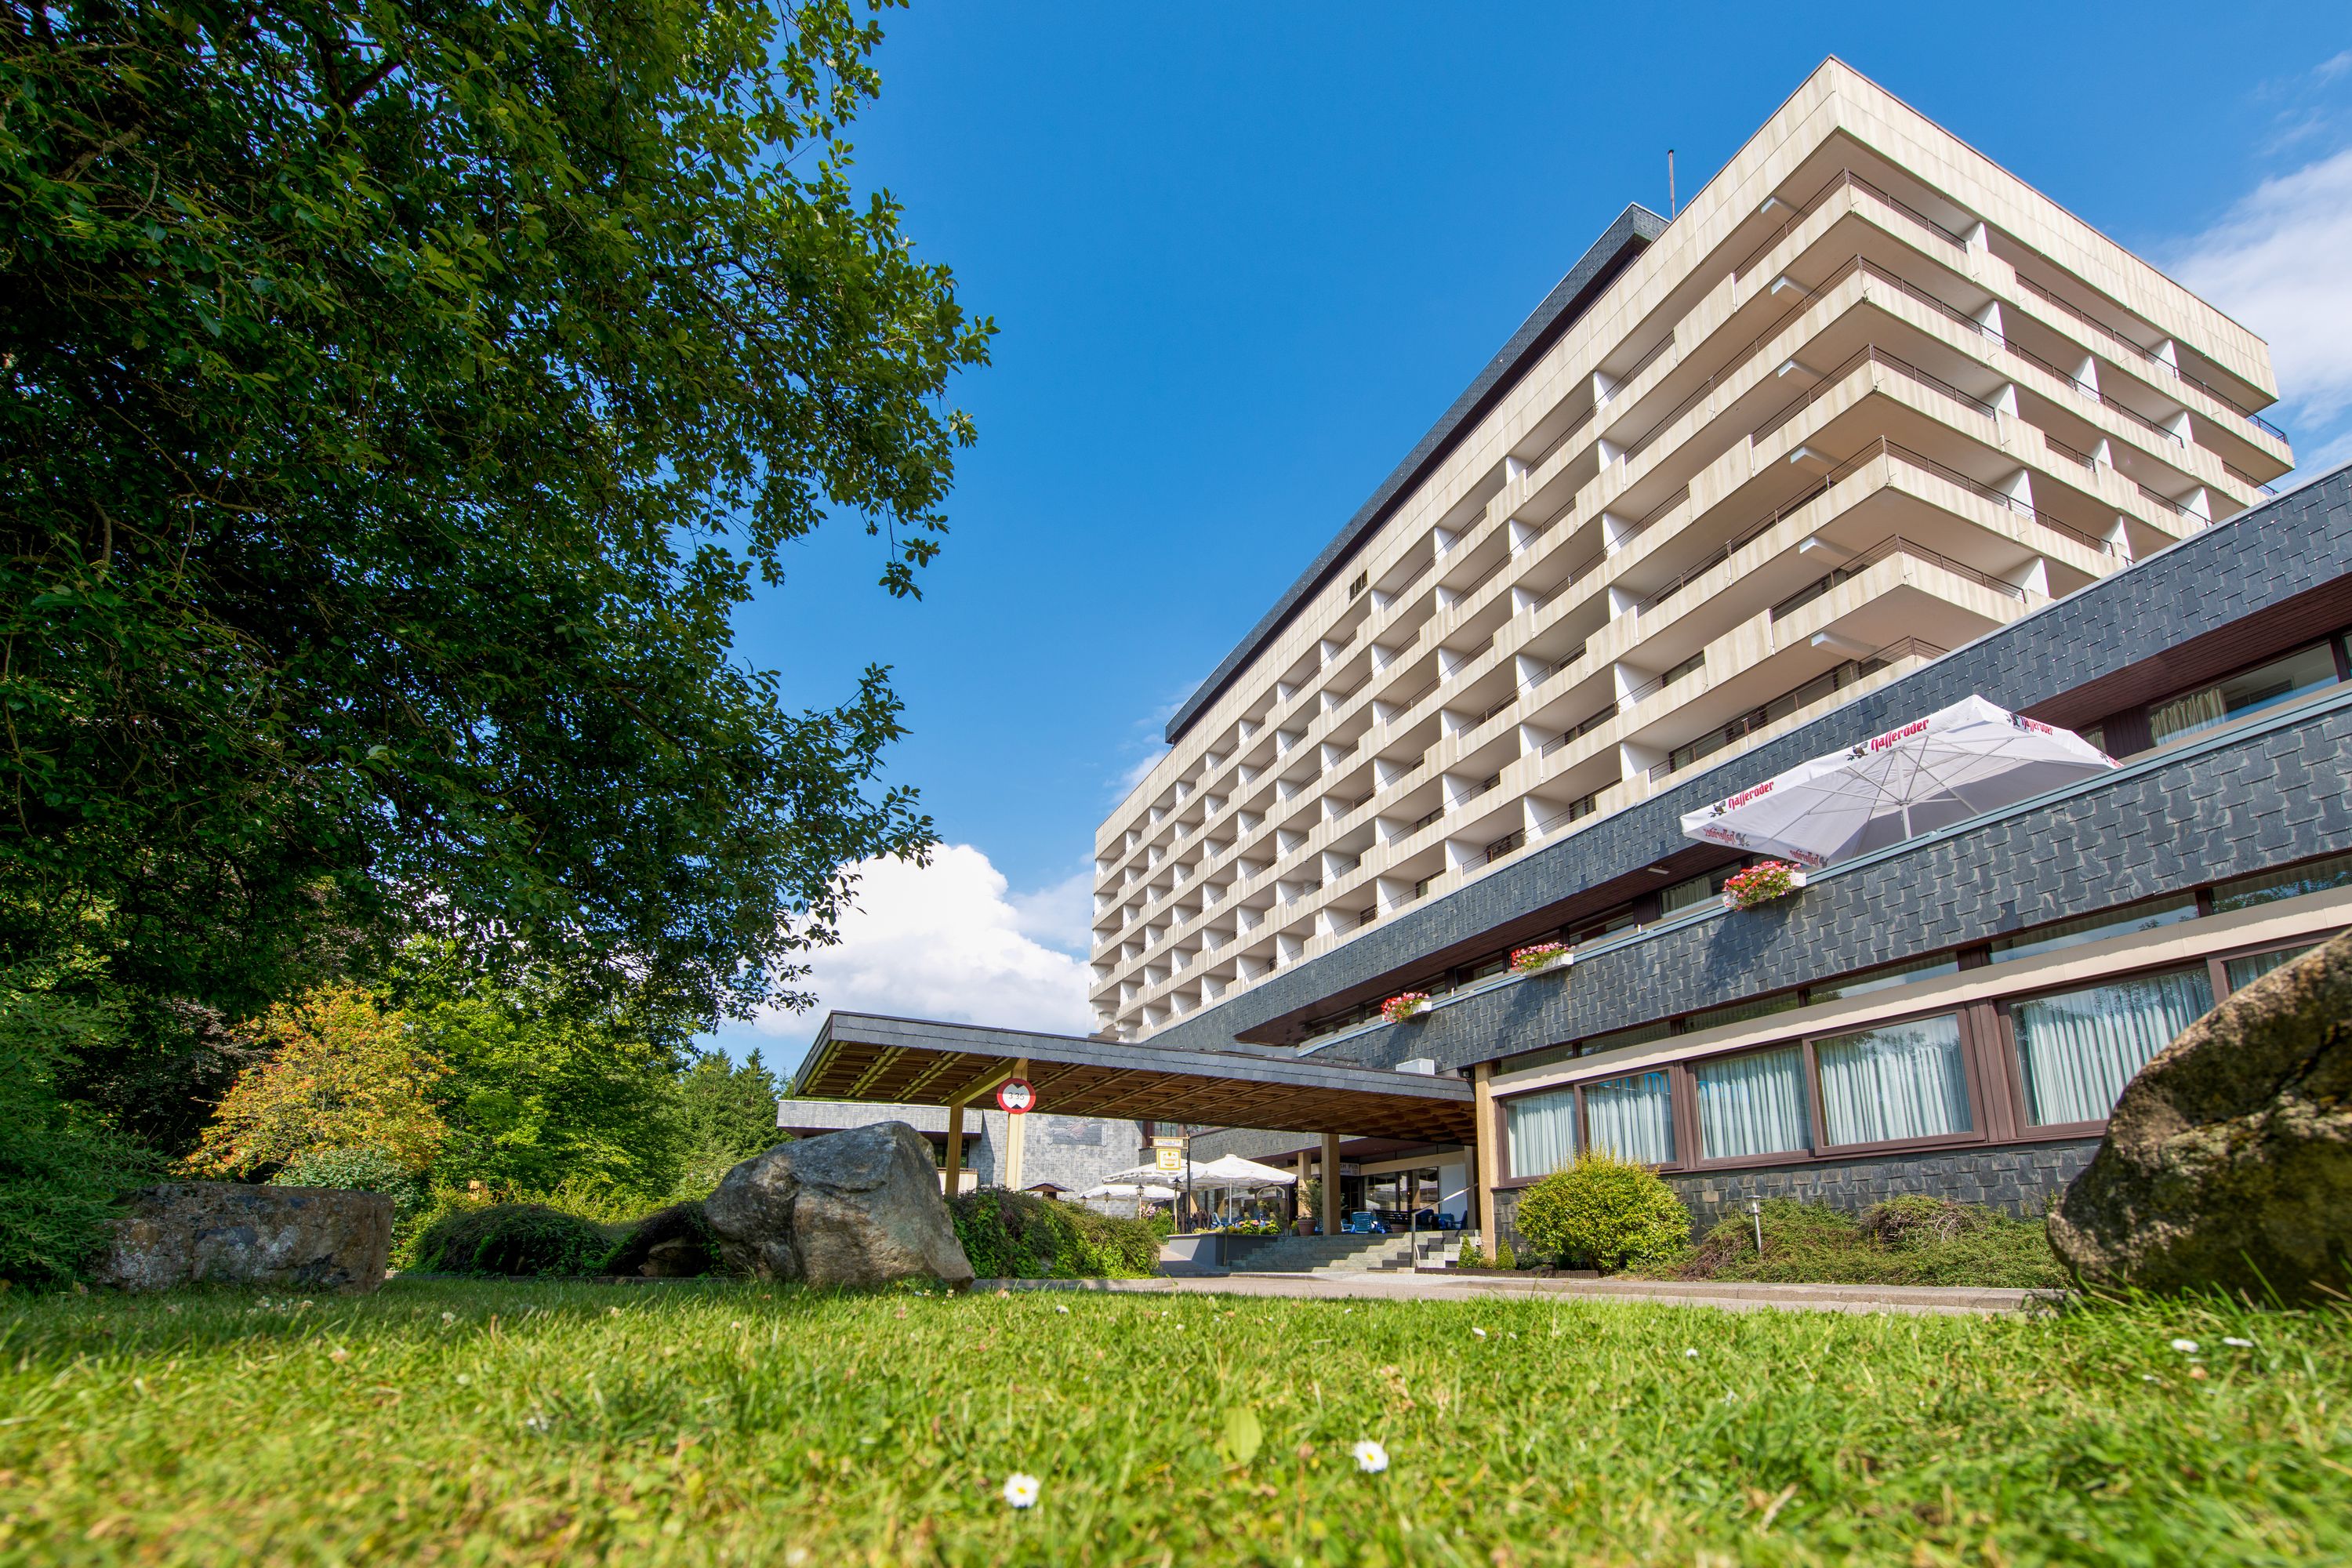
[973,1270,2057,1317]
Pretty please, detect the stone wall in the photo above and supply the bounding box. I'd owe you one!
[1486,1137,2100,1255]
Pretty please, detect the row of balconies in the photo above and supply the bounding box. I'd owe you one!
[1095,332,2217,965]
[1095,177,2289,1029]
[1095,189,2285,912]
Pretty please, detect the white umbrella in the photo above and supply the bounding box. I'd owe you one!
[1185,1154,1298,1187]
[1680,695,2114,867]
[1080,1182,1177,1201]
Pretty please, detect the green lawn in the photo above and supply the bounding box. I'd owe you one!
[2,1279,2347,1565]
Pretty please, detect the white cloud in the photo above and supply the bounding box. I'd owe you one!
[720,844,1095,1077]
[1007,866,1097,954]
[2169,146,2352,431]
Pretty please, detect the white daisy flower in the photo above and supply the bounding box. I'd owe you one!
[2171,1338,2199,1354]
[2223,1337,2255,1348]
[1352,1439,1389,1474]
[1683,1348,1700,1359]
[441,1312,456,1325]
[1002,1472,1040,1508]
[1471,1327,1486,1338]
[1055,1305,1071,1315]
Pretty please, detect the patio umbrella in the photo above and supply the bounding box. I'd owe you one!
[1679,694,2114,867]
[1080,1182,1178,1201]
[1184,1154,1298,1187]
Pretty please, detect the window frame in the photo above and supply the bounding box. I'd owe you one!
[1991,960,2220,1138]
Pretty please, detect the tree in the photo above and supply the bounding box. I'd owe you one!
[398,946,688,1203]
[673,1050,786,1196]
[0,1,992,1053]
[184,985,448,1176]
[0,982,157,1287]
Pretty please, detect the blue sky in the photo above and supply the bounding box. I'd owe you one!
[714,4,2352,1068]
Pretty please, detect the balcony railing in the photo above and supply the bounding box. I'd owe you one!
[1647,637,1949,782]
[2013,276,2288,441]
[1732,169,1972,281]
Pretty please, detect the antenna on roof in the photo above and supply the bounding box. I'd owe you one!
[1668,149,1678,219]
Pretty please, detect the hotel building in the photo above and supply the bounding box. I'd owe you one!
[1078,60,2342,1240]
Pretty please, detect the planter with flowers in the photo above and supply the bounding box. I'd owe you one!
[1721,860,1806,910]
[1510,942,1570,975]
[1380,993,1431,1024]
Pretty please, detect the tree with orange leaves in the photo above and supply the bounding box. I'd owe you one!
[184,985,448,1178]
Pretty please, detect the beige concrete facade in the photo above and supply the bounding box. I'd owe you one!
[1090,60,2291,1043]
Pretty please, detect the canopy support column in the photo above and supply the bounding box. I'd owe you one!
[1321,1131,1342,1236]
[1001,1057,1030,1190]
[942,1101,964,1196]
[1473,1062,1499,1248]
[1297,1147,1312,1231]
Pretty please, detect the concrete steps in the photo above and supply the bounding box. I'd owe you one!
[1221,1232,1459,1275]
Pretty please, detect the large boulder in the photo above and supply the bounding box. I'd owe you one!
[702,1122,975,1290]
[2049,931,2352,1303]
[96,1183,392,1293]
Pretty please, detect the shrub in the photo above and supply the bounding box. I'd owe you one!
[0,989,157,1290]
[1491,1237,1516,1270]
[184,985,447,1178]
[600,1201,722,1277]
[271,1147,429,1236]
[1671,1196,2065,1288]
[949,1189,1161,1279]
[408,1202,615,1276]
[1512,1150,1692,1272]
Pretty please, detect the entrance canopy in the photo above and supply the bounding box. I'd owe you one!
[792,1013,1477,1143]
[1680,695,2114,868]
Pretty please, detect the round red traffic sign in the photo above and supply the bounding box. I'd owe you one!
[996,1078,1036,1114]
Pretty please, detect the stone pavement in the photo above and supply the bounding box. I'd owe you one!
[972,1269,2057,1317]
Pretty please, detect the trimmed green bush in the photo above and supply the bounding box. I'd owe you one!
[949,1189,1162,1279]
[272,1147,429,1237]
[0,989,156,1290]
[408,1202,614,1276]
[1512,1150,1691,1272]
[599,1201,723,1277]
[1492,1237,1517,1270]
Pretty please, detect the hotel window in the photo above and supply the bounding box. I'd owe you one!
[2147,641,2339,746]
[1809,951,1961,1001]
[1582,1070,1675,1164]
[2223,944,2317,992]
[1814,1013,1972,1145]
[2212,853,2352,913]
[1680,992,1802,1033]
[1988,895,2197,965]
[1693,1046,1810,1160]
[1504,1087,1578,1179]
[2010,967,2214,1127]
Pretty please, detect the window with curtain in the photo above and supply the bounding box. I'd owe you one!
[1582,1071,1675,1164]
[1504,1088,1578,1179]
[1693,1046,1809,1160]
[2012,967,2214,1127]
[1815,1013,1972,1145]
[2147,642,2339,746]
[2225,945,2317,990]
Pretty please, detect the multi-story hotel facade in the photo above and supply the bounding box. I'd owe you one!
[1082,60,2342,1240]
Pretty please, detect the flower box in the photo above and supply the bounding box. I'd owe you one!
[1721,861,1807,910]
[1509,942,1570,975]
[1380,992,1431,1024]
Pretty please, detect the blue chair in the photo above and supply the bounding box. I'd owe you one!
[1345,1211,1386,1235]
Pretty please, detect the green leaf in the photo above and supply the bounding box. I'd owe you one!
[1221,1405,1262,1468]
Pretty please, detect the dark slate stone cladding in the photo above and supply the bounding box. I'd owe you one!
[1164,205,1668,746]
[1488,1137,2100,1253]
[1345,696,2352,1072]
[1146,463,2352,1065]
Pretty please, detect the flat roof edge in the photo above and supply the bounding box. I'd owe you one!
[1162,202,1668,748]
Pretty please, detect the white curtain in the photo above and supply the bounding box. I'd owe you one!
[1584,1071,1674,1164]
[2225,945,2314,991]
[2148,684,2227,744]
[2014,969,2213,1126]
[1694,1046,1809,1160]
[1504,1088,1577,1179]
[1817,1014,1972,1145]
